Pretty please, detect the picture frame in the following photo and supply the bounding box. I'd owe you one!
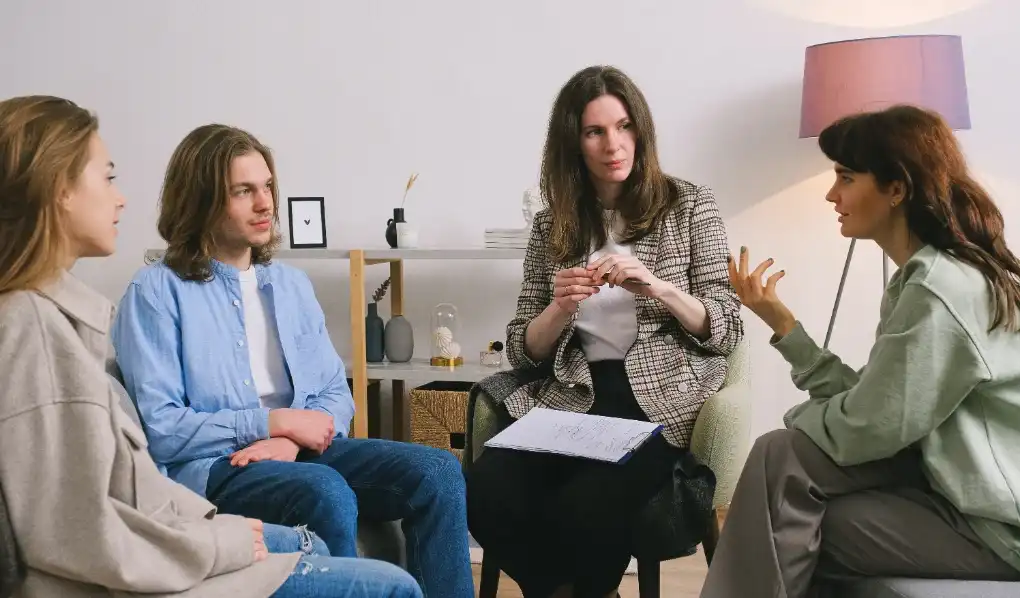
[287,197,327,249]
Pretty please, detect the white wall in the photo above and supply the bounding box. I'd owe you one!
[2,0,1017,439]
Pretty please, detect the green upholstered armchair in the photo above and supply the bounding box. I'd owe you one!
[465,335,752,598]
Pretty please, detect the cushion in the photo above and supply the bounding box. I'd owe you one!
[820,577,1020,598]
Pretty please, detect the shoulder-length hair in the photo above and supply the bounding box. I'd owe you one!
[158,124,280,281]
[819,104,1020,331]
[540,65,678,263]
[0,95,98,294]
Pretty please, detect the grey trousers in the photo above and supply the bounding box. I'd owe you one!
[699,429,1020,598]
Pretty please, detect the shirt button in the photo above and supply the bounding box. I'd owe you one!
[237,340,244,347]
[567,383,576,388]
[243,379,250,386]
[232,299,240,307]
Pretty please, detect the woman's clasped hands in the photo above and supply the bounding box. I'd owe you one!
[553,253,663,314]
[589,253,661,295]
[728,246,797,338]
[552,267,600,314]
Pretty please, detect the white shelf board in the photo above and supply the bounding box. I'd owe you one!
[344,357,509,384]
[361,248,525,260]
[143,247,524,262]
[279,249,353,259]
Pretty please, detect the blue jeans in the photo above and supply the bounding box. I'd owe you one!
[263,523,421,598]
[207,438,473,598]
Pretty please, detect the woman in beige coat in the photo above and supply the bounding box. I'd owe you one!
[0,95,421,598]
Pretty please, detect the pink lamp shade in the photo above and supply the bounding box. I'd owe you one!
[799,34,970,138]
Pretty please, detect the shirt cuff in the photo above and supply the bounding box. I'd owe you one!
[770,320,824,373]
[237,407,271,447]
[677,295,722,349]
[507,323,541,370]
[206,514,255,577]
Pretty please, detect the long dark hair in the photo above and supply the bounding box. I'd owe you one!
[540,65,677,263]
[157,124,281,281]
[819,104,1020,331]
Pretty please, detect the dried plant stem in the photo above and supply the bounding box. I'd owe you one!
[372,277,391,303]
[400,172,419,209]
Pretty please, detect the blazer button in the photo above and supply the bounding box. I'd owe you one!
[567,383,576,388]
[677,382,687,392]
[664,335,677,345]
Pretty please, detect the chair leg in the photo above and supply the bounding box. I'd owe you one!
[702,506,727,565]
[637,559,660,598]
[479,553,500,598]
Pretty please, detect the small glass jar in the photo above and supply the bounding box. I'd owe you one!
[430,302,463,367]
[480,341,504,367]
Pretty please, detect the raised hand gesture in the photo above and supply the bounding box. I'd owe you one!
[728,246,796,338]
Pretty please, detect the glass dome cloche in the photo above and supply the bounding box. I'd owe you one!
[430,302,463,367]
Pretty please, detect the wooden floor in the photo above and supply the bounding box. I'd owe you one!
[470,550,709,597]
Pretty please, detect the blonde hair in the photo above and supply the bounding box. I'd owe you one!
[157,124,280,281]
[0,95,98,293]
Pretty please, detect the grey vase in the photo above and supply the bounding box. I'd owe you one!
[384,315,414,363]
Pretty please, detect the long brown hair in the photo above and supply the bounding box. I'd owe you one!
[0,95,98,294]
[158,124,280,281]
[540,65,677,263]
[819,104,1020,331]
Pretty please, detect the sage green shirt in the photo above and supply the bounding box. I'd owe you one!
[774,245,1020,572]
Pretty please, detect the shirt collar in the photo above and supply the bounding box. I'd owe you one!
[210,259,273,288]
[35,270,115,334]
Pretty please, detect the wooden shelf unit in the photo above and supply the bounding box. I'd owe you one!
[347,248,524,440]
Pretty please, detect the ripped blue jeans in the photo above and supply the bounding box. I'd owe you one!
[263,524,421,598]
[207,438,473,598]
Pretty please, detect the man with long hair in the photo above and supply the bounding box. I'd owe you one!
[111,124,473,598]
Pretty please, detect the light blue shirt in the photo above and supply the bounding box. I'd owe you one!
[111,259,354,497]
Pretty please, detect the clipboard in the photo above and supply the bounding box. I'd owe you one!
[483,407,663,464]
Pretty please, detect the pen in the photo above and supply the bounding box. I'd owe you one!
[601,272,651,286]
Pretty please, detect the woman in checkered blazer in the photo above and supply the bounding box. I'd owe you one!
[466,65,744,598]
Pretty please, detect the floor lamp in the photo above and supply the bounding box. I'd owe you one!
[798,35,972,348]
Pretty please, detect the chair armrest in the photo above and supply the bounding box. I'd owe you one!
[355,518,405,567]
[464,386,512,468]
[690,381,752,509]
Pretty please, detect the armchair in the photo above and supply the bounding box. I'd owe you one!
[465,335,752,598]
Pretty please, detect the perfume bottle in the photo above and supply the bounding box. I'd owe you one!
[480,340,504,367]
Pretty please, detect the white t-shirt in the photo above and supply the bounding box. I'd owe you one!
[573,208,640,361]
[238,267,293,409]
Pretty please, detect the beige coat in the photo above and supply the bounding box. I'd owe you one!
[0,272,298,597]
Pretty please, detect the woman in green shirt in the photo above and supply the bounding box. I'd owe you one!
[701,104,1020,597]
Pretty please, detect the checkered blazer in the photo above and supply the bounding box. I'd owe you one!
[499,177,744,449]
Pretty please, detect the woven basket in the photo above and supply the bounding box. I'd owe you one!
[409,381,473,461]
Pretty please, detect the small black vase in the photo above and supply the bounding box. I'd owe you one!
[385,208,405,249]
[365,302,385,362]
